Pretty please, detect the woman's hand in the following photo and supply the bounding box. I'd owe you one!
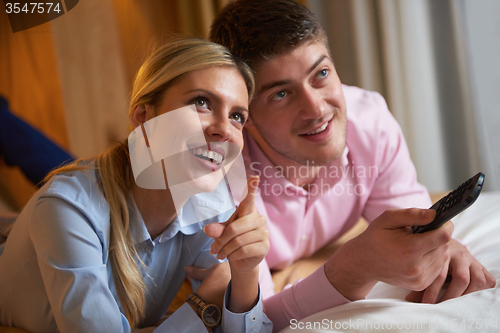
[205,176,269,274]
[204,176,269,313]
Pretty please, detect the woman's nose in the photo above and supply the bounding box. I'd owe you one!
[205,116,232,142]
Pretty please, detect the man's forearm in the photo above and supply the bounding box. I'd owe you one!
[324,238,378,301]
[263,265,351,332]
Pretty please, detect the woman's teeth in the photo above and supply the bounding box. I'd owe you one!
[190,148,223,165]
[305,122,328,135]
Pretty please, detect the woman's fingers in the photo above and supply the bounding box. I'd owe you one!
[237,176,259,216]
[211,213,266,256]
[215,220,269,260]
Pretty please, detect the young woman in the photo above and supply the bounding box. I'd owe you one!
[0,38,272,333]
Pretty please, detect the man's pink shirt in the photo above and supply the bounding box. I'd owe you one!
[247,85,432,331]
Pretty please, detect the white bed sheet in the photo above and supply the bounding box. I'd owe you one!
[281,191,500,333]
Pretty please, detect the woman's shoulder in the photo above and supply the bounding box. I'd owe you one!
[43,166,98,200]
[38,166,110,228]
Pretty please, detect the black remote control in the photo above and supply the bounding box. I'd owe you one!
[413,172,485,233]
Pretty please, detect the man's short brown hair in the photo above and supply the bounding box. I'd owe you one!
[210,0,328,70]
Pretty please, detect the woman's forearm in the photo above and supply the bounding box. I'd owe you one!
[228,266,259,313]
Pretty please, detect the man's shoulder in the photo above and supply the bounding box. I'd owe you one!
[343,84,402,132]
[343,85,405,161]
[342,85,391,122]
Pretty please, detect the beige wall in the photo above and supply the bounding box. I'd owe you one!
[0,9,68,209]
[0,0,308,209]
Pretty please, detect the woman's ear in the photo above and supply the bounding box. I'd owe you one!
[130,104,152,128]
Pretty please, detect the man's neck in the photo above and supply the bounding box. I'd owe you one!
[246,128,321,188]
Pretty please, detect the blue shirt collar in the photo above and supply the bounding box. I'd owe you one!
[128,193,235,246]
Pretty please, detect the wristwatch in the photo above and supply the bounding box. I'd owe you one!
[186,293,221,330]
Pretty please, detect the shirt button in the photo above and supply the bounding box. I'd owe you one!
[301,234,307,241]
[252,316,256,321]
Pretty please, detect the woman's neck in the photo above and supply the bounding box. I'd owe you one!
[130,183,178,240]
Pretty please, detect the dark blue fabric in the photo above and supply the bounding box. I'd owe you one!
[0,96,75,185]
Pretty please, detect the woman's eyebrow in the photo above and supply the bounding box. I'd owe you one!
[185,89,219,101]
[186,89,249,113]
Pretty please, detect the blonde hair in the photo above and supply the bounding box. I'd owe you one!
[46,37,254,328]
[130,37,254,113]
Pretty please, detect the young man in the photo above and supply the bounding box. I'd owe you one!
[207,0,495,330]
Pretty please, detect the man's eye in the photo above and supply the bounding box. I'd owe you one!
[317,69,329,79]
[272,90,287,101]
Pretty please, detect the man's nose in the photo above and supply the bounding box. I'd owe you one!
[299,86,327,120]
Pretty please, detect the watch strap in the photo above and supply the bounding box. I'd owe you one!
[186,293,221,330]
[186,293,207,313]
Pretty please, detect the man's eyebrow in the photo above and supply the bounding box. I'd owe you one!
[257,54,329,96]
[257,79,293,96]
[309,55,328,74]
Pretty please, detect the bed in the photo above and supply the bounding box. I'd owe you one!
[1,188,499,332]
[280,191,500,332]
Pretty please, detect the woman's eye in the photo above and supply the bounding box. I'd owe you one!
[193,97,210,109]
[271,90,287,101]
[230,113,247,125]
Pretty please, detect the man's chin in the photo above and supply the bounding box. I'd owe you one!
[287,150,345,167]
[296,141,346,166]
[299,155,342,166]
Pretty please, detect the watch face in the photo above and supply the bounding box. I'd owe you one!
[201,304,221,327]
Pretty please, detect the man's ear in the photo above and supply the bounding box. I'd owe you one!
[130,104,152,128]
